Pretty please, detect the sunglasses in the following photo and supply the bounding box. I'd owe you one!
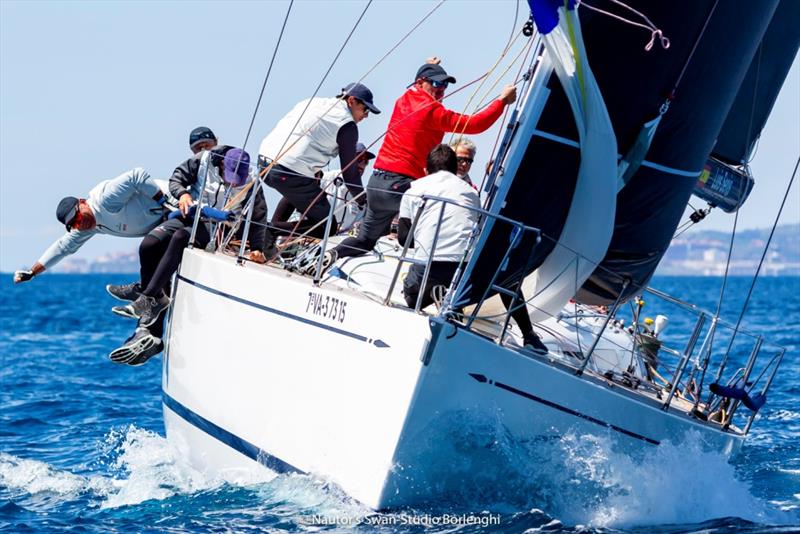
[457,156,474,164]
[426,78,449,89]
[357,99,370,114]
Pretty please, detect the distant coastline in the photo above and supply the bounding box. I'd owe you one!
[7,224,799,277]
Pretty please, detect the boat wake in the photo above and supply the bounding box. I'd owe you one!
[2,421,797,530]
[389,410,797,528]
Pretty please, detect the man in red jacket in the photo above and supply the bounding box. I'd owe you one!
[329,59,516,261]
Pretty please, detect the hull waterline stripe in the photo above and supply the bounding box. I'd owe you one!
[162,391,304,475]
[532,129,700,178]
[469,373,660,445]
[176,274,388,347]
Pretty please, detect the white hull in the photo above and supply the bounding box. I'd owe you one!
[162,249,743,509]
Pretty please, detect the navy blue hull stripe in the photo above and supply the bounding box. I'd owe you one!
[162,391,304,475]
[176,274,388,347]
[469,373,660,445]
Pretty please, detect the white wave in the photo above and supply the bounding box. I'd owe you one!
[1,426,245,510]
[98,425,220,509]
[0,452,112,508]
[382,409,794,529]
[768,410,800,422]
[558,432,770,527]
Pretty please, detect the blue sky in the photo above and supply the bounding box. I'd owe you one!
[1,0,797,272]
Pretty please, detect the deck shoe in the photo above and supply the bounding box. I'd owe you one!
[112,292,169,320]
[109,327,160,365]
[523,332,548,355]
[319,249,338,275]
[126,338,164,367]
[106,282,142,302]
[114,293,170,327]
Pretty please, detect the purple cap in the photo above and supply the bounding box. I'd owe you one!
[222,148,250,186]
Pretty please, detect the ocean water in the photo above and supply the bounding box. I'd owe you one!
[1,274,798,533]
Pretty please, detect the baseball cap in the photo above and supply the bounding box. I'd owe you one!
[56,196,80,229]
[189,126,217,149]
[341,83,381,114]
[414,63,457,85]
[356,142,375,160]
[222,148,250,186]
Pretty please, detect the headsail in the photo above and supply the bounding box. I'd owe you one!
[453,0,617,318]
[520,0,617,321]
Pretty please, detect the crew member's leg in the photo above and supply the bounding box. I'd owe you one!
[334,170,411,258]
[403,262,459,310]
[266,165,333,239]
[143,223,210,299]
[500,291,547,353]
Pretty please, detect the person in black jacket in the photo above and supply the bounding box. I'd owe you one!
[108,146,272,365]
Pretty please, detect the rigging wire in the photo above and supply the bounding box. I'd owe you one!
[272,0,373,167]
[479,37,540,195]
[692,43,763,406]
[239,0,294,153]
[711,154,799,386]
[449,0,523,140]
[224,0,446,214]
[671,0,719,96]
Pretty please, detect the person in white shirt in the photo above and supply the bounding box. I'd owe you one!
[398,145,549,353]
[398,144,479,309]
[258,83,380,238]
[13,168,172,285]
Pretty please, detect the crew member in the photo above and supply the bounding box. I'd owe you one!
[398,144,479,309]
[450,136,478,188]
[330,58,516,265]
[109,147,272,364]
[13,168,171,285]
[258,82,380,239]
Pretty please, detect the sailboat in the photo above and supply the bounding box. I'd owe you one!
[160,0,799,509]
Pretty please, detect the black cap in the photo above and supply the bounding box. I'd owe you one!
[56,196,79,229]
[189,126,217,149]
[414,63,456,85]
[341,82,381,114]
[356,142,375,160]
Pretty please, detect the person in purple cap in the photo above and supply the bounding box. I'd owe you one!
[107,146,273,365]
[258,82,379,238]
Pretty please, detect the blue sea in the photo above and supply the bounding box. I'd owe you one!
[1,274,798,533]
